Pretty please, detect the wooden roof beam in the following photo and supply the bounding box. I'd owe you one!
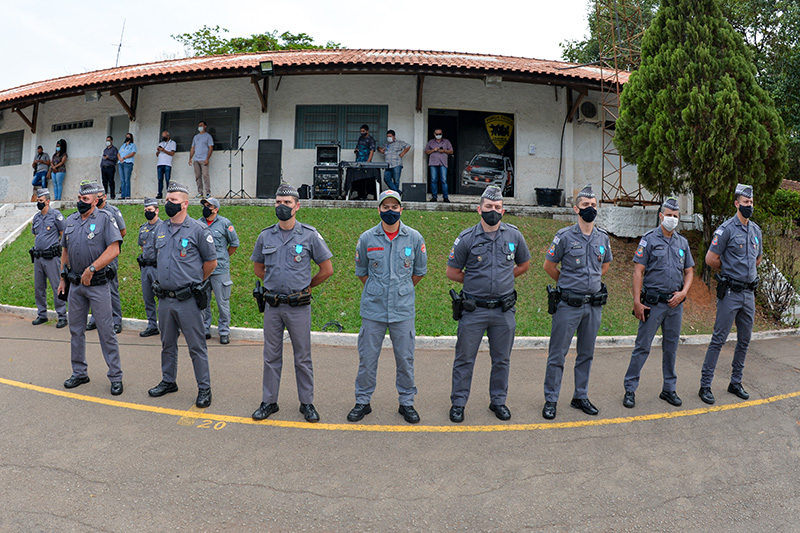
[110,86,138,121]
[251,76,268,113]
[12,102,38,133]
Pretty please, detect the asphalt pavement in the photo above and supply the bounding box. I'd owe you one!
[1,311,798,532]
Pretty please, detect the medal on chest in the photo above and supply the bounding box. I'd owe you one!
[295,244,303,262]
[754,235,759,250]
[507,242,516,261]
[180,238,188,257]
[87,223,96,240]
[598,245,605,262]
[404,246,412,267]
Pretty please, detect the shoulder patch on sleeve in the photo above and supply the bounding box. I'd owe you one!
[552,235,560,245]
[420,243,426,254]
[638,239,647,248]
[57,213,64,221]
[206,234,214,243]
[112,218,118,228]
[714,228,724,236]
[453,237,460,246]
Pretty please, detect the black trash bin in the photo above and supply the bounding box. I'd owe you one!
[535,188,563,207]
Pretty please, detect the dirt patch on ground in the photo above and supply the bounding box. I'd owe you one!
[609,230,781,335]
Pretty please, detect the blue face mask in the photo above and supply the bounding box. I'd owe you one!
[380,210,401,225]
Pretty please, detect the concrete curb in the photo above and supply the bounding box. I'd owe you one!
[3,303,797,351]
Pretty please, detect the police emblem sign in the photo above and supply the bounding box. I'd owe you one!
[484,114,514,151]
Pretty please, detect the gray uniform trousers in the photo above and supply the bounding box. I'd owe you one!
[451,307,516,407]
[203,273,232,335]
[88,265,121,327]
[545,301,602,402]
[140,265,158,329]
[701,290,755,387]
[355,317,417,406]
[262,304,314,404]
[624,302,682,393]
[67,283,122,381]
[158,296,211,388]
[34,256,66,319]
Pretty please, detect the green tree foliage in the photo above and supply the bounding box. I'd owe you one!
[172,26,342,56]
[613,0,789,281]
[560,0,659,65]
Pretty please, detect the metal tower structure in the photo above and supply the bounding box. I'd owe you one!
[596,0,657,205]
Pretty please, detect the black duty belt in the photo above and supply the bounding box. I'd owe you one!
[153,284,193,301]
[641,288,675,305]
[65,267,114,286]
[30,244,61,260]
[729,278,758,292]
[136,254,157,268]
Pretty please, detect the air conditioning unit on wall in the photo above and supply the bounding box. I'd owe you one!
[577,100,601,125]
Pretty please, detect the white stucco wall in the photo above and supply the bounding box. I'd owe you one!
[0,72,648,207]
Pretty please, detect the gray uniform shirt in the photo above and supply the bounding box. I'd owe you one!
[197,214,240,277]
[634,226,695,294]
[34,152,50,173]
[32,208,65,250]
[155,218,216,291]
[355,221,427,323]
[138,220,161,262]
[448,221,531,299]
[546,223,613,294]
[251,221,332,295]
[708,215,762,283]
[61,208,123,273]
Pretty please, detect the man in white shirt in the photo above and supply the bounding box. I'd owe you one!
[156,130,176,199]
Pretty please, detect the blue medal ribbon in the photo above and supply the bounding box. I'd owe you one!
[405,247,412,257]
[89,224,96,232]
[181,238,189,247]
[296,244,303,254]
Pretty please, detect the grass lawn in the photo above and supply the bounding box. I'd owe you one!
[0,204,777,336]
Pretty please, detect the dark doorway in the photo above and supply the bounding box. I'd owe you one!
[256,139,282,198]
[428,109,516,197]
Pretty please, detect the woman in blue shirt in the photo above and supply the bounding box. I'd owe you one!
[117,133,137,199]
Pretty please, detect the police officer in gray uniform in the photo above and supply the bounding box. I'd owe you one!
[138,198,161,337]
[57,180,124,395]
[251,183,333,423]
[347,190,427,424]
[543,184,612,420]
[147,181,218,408]
[699,183,762,404]
[623,197,695,408]
[86,190,126,334]
[31,188,68,328]
[446,186,531,423]
[199,197,239,344]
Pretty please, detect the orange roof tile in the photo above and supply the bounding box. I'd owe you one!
[0,49,627,107]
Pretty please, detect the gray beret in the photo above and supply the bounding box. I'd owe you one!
[576,184,596,200]
[167,181,189,194]
[79,180,104,195]
[481,186,503,201]
[662,196,679,211]
[36,188,50,198]
[275,183,299,199]
[735,183,753,198]
[143,197,158,207]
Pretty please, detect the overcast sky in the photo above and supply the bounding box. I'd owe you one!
[1,0,592,90]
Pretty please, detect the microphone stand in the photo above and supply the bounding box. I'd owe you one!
[223,141,235,199]
[232,135,251,198]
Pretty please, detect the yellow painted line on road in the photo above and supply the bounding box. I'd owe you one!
[2,376,799,433]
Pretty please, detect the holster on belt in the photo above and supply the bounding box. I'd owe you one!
[191,280,211,309]
[58,267,70,301]
[546,285,561,315]
[286,287,312,307]
[500,290,517,312]
[136,254,157,268]
[714,273,729,300]
[253,281,266,313]
[28,247,35,264]
[592,283,609,306]
[449,289,463,321]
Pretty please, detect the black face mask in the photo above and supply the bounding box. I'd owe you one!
[37,201,46,210]
[380,210,401,225]
[481,209,503,226]
[738,204,753,219]
[77,200,92,214]
[165,201,182,218]
[125,137,132,143]
[144,210,157,221]
[202,206,213,219]
[162,136,168,142]
[578,206,597,223]
[96,197,105,209]
[275,204,294,221]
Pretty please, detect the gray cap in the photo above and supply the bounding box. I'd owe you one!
[378,189,402,205]
[275,183,299,199]
[201,196,220,209]
[576,184,596,200]
[79,180,104,195]
[735,183,753,198]
[143,197,158,207]
[481,186,503,201]
[166,181,189,194]
[36,188,50,198]
[662,196,679,211]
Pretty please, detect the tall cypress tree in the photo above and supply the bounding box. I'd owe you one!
[615,0,788,278]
